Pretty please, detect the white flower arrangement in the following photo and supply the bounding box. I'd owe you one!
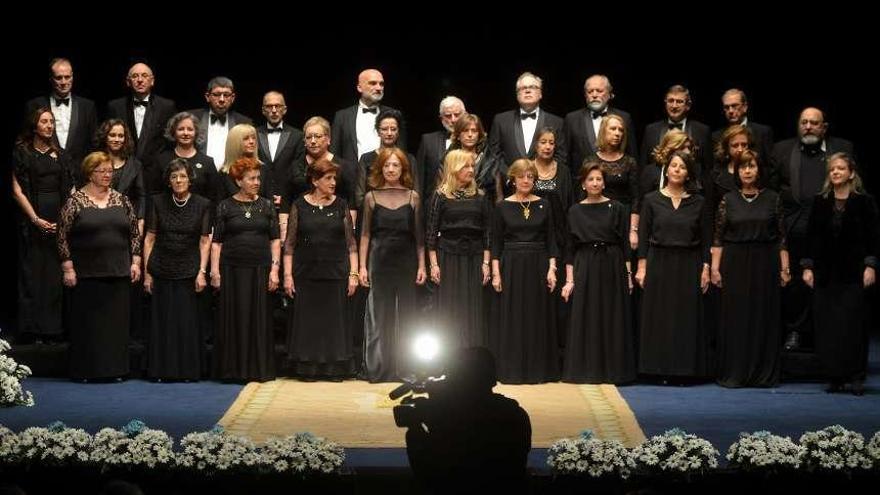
[14,421,92,466]
[89,420,175,471]
[1,424,19,464]
[0,337,34,407]
[799,425,873,472]
[261,432,345,475]
[176,425,264,474]
[867,431,880,466]
[630,428,719,476]
[726,431,803,471]
[546,430,635,479]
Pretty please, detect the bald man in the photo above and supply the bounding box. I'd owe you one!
[330,68,407,167]
[106,62,177,162]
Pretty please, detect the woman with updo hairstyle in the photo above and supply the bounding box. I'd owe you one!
[58,151,142,381]
[284,158,358,381]
[711,149,788,387]
[635,150,712,381]
[427,148,492,349]
[802,153,879,395]
[639,129,694,205]
[210,156,280,382]
[490,158,559,383]
[358,147,425,382]
[142,158,212,380]
[560,161,635,383]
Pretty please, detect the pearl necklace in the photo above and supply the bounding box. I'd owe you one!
[172,194,191,208]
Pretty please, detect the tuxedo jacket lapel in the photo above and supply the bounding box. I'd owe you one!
[277,129,292,157]
[513,114,527,157]
[258,130,271,162]
[585,110,597,149]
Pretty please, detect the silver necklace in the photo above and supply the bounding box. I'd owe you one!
[172,194,190,208]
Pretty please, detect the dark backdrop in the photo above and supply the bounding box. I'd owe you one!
[3,21,875,333]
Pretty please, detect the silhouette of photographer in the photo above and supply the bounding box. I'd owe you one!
[403,346,532,494]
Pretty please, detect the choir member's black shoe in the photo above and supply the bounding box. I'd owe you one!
[826,380,844,393]
[783,331,801,351]
[327,375,345,383]
[851,379,865,396]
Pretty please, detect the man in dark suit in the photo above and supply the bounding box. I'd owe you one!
[257,90,304,212]
[488,72,565,171]
[188,76,252,168]
[105,62,177,164]
[771,107,855,351]
[563,74,637,175]
[711,88,774,165]
[25,57,97,169]
[330,68,407,163]
[415,95,466,198]
[639,84,712,188]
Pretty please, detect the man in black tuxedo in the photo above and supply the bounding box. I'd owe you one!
[415,95,466,198]
[257,90,304,212]
[771,107,855,351]
[639,84,712,189]
[711,88,774,165]
[25,58,97,169]
[189,76,252,168]
[330,68,407,163]
[105,62,177,165]
[563,74,637,175]
[488,72,565,171]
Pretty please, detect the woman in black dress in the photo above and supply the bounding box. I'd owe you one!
[635,151,711,379]
[531,127,574,235]
[95,119,146,232]
[210,157,280,382]
[490,158,558,383]
[427,149,492,349]
[447,114,502,203]
[218,124,274,201]
[284,159,358,380]
[802,153,879,395]
[588,114,640,251]
[638,130,693,205]
[356,109,418,208]
[11,107,73,342]
[58,152,142,380]
[150,111,218,200]
[710,150,789,387]
[561,162,635,383]
[142,159,212,380]
[707,125,753,217]
[358,148,425,382]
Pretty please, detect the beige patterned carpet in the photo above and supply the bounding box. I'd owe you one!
[218,380,645,448]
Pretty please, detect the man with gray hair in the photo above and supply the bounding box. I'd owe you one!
[711,88,774,164]
[189,76,252,167]
[416,95,466,197]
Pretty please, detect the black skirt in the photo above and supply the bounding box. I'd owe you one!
[716,243,781,387]
[69,277,130,380]
[814,283,868,380]
[17,191,63,337]
[564,244,635,384]
[639,246,708,377]
[215,265,275,382]
[492,243,558,384]
[434,250,488,349]
[287,278,355,378]
[148,277,203,380]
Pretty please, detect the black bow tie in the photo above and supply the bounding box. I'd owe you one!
[668,122,684,131]
[132,99,149,107]
[54,97,69,106]
[210,114,227,125]
[267,126,282,133]
[362,107,378,114]
[591,110,607,119]
[520,112,537,120]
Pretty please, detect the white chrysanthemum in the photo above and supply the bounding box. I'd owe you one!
[0,339,35,407]
[261,433,345,475]
[799,425,873,472]
[631,429,718,476]
[177,430,264,474]
[13,425,92,466]
[547,432,635,479]
[727,431,803,471]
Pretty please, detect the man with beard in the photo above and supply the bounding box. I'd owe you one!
[771,107,855,351]
[415,96,466,198]
[563,74,637,176]
[711,88,774,165]
[189,76,252,168]
[257,90,304,214]
[331,68,407,165]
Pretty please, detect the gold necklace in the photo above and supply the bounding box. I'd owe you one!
[519,198,532,220]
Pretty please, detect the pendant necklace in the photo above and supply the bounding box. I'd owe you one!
[520,199,532,220]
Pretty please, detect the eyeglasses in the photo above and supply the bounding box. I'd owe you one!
[128,73,153,81]
[517,84,541,92]
[665,98,688,105]
[305,133,326,140]
[209,91,234,99]
[262,104,286,110]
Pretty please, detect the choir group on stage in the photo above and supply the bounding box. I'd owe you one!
[12,59,878,395]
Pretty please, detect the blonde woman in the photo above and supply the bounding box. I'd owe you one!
[426,149,491,349]
[218,124,274,200]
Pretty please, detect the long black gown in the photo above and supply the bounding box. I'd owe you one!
[426,191,491,349]
[286,196,357,378]
[213,196,279,382]
[58,190,141,380]
[714,190,785,387]
[149,149,219,201]
[564,200,636,383]
[638,191,711,377]
[491,198,559,384]
[13,146,72,339]
[361,189,424,382]
[803,193,880,383]
[145,192,212,380]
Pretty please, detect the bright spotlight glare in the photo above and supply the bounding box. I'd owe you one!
[413,333,440,362]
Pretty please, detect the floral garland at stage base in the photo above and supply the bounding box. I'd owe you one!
[0,337,34,407]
